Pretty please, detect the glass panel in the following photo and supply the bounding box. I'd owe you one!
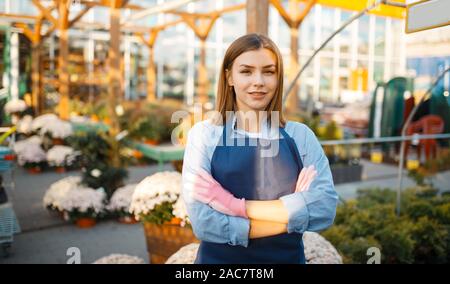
[358,15,369,55]
[374,17,386,57]
[340,11,352,55]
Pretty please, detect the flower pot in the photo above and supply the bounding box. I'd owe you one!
[55,166,66,173]
[118,216,139,224]
[133,150,143,159]
[27,167,41,174]
[75,217,96,228]
[144,139,159,146]
[143,222,198,264]
[52,138,65,145]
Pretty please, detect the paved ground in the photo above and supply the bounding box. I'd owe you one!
[1,163,174,264]
[0,159,448,264]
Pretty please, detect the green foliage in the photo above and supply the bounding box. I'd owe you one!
[322,187,450,263]
[120,100,181,143]
[138,202,174,225]
[67,130,128,199]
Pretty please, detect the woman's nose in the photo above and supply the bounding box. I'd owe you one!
[252,72,264,86]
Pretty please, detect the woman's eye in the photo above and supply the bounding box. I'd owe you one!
[240,70,250,74]
[264,71,275,75]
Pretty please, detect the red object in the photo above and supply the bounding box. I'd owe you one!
[27,167,41,174]
[3,154,16,161]
[75,218,96,228]
[55,167,66,173]
[405,115,444,160]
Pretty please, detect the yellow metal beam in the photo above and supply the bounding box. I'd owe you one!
[296,0,406,19]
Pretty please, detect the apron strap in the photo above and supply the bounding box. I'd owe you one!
[280,127,303,170]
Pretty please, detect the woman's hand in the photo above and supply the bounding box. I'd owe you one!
[192,169,248,218]
[295,165,317,193]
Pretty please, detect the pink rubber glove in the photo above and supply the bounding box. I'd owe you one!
[295,165,317,193]
[192,169,248,218]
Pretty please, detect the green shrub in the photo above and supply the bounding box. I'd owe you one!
[321,187,450,263]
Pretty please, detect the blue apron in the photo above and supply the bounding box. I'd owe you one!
[195,119,305,264]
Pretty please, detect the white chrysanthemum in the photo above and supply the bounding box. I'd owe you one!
[43,176,82,210]
[16,115,33,134]
[38,119,73,139]
[93,254,145,264]
[106,184,137,212]
[5,99,27,114]
[16,143,46,166]
[13,135,42,155]
[172,197,190,227]
[57,187,106,213]
[129,171,182,220]
[31,113,59,131]
[46,145,79,167]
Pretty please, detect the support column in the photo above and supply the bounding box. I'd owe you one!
[246,0,269,35]
[58,0,70,120]
[108,6,122,167]
[10,32,19,100]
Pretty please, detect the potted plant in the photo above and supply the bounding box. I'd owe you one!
[68,130,128,199]
[93,254,145,264]
[106,183,138,224]
[59,188,105,227]
[129,171,197,264]
[4,99,27,124]
[14,141,47,174]
[46,145,80,173]
[31,113,73,146]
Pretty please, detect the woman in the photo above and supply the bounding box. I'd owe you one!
[182,33,338,264]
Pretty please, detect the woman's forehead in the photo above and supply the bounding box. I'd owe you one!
[233,48,277,68]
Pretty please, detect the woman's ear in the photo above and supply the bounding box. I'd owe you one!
[225,69,233,86]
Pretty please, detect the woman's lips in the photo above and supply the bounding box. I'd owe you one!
[248,92,267,99]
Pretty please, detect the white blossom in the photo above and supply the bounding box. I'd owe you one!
[93,254,145,264]
[90,169,102,177]
[42,176,105,214]
[38,119,73,139]
[16,143,46,166]
[43,176,82,210]
[58,187,106,213]
[5,99,27,114]
[106,184,137,212]
[13,135,42,155]
[172,197,190,227]
[31,113,59,131]
[16,115,33,134]
[46,145,79,167]
[129,171,183,221]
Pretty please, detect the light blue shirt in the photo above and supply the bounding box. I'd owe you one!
[181,118,338,248]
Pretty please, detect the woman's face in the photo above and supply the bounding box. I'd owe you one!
[227,48,278,113]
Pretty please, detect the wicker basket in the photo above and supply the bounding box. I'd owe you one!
[143,222,198,264]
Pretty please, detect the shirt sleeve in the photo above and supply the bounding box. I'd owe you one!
[181,122,250,247]
[280,123,339,234]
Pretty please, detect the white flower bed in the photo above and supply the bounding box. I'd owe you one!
[106,183,137,213]
[16,115,33,134]
[5,99,27,114]
[59,186,106,215]
[31,114,59,131]
[31,114,73,139]
[172,197,189,227]
[46,145,78,167]
[93,254,145,264]
[43,176,105,216]
[16,143,46,166]
[43,176,82,210]
[129,171,183,220]
[13,135,42,154]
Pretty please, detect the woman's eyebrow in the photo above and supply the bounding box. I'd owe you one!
[239,64,276,68]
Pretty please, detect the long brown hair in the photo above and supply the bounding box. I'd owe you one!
[213,33,286,127]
